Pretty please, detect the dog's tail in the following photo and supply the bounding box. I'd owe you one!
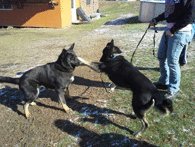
[152,90,173,114]
[0,76,20,85]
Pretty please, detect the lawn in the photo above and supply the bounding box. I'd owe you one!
[0,0,194,146]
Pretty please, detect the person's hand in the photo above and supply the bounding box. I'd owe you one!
[149,19,157,27]
[149,22,155,27]
[166,30,173,37]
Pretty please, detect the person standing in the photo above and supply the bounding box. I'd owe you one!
[179,21,195,66]
[149,0,194,99]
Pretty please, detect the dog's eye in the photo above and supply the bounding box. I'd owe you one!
[69,55,75,60]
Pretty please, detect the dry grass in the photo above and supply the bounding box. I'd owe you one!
[0,1,195,146]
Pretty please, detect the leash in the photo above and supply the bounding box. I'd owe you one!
[100,73,111,93]
[79,86,90,96]
[130,25,158,63]
[80,73,111,95]
[130,25,150,63]
[79,73,109,96]
[152,26,158,58]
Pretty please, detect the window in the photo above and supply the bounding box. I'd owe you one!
[0,0,12,10]
[86,0,91,5]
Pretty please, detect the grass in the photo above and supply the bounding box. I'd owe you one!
[70,1,195,146]
[0,1,195,146]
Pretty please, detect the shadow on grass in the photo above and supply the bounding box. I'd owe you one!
[0,86,24,116]
[0,75,109,117]
[0,84,129,119]
[67,96,134,134]
[150,26,166,32]
[104,16,141,25]
[0,86,64,118]
[54,119,158,147]
[73,76,110,88]
[0,85,136,135]
[136,66,160,72]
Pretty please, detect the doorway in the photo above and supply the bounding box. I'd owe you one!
[71,0,77,22]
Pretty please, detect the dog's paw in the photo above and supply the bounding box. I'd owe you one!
[62,104,73,113]
[25,111,31,119]
[129,112,137,119]
[90,62,101,72]
[107,83,116,93]
[133,131,142,138]
[109,87,115,93]
[30,102,37,106]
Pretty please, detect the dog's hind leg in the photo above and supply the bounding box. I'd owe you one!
[24,103,31,118]
[24,101,37,118]
[133,116,148,137]
[56,88,72,113]
[22,85,39,118]
[132,94,154,137]
[108,83,116,93]
[65,87,70,98]
[29,88,39,106]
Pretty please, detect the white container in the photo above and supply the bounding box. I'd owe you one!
[139,0,165,22]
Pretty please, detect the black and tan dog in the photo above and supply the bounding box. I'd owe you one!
[97,40,173,137]
[0,43,89,118]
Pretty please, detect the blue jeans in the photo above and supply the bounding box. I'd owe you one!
[192,23,195,38]
[179,23,195,65]
[157,31,191,93]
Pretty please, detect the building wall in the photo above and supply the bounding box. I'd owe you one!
[80,0,99,16]
[0,0,98,28]
[0,0,72,28]
[60,0,72,28]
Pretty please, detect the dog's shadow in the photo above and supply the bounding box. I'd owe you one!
[0,84,136,134]
[66,96,135,134]
[0,86,24,116]
[136,66,160,72]
[54,119,158,147]
[0,76,109,116]
[34,94,136,134]
[0,85,61,117]
[73,76,110,87]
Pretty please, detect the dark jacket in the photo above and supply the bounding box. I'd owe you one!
[154,0,194,34]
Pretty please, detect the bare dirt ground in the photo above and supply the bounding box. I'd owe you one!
[0,15,194,146]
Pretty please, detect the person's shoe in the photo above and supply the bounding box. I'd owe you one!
[164,91,179,99]
[153,82,168,90]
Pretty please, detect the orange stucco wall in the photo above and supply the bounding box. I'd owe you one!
[0,0,72,28]
[60,0,71,28]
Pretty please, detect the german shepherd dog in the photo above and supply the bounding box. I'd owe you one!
[0,43,88,118]
[98,40,173,137]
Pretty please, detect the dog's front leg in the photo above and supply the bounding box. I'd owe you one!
[56,89,72,113]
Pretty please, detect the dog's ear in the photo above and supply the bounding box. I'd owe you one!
[69,43,75,51]
[106,39,114,49]
[111,39,114,45]
[62,49,67,53]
